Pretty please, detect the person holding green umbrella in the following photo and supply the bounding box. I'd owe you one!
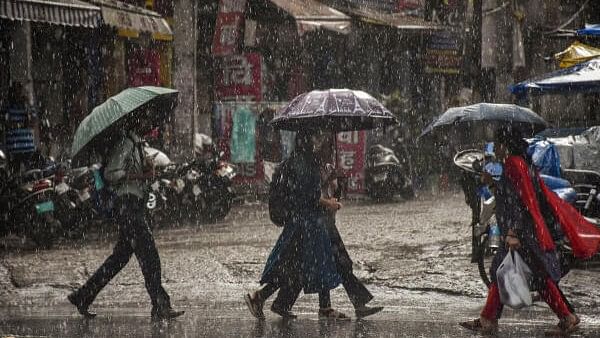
[67,87,184,321]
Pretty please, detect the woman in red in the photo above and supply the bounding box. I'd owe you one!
[460,126,600,335]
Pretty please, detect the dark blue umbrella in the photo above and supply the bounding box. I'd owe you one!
[510,57,600,97]
[270,89,397,132]
[420,103,549,141]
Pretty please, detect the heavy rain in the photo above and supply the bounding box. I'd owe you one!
[1,0,600,337]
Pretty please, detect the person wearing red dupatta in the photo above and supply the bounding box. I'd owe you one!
[460,126,600,335]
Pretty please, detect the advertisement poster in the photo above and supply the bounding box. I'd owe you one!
[336,131,366,194]
[212,0,246,56]
[215,53,262,101]
[127,47,161,86]
[213,102,286,184]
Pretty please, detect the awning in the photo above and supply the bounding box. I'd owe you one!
[345,7,443,31]
[86,0,171,39]
[268,0,351,35]
[554,41,600,68]
[0,0,101,28]
[510,57,600,97]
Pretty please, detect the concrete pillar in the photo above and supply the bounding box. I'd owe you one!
[172,0,198,156]
[9,21,35,106]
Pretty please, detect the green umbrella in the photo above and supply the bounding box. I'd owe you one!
[71,86,178,164]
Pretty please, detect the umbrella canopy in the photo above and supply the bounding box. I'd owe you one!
[270,89,397,131]
[420,103,548,142]
[510,57,600,97]
[71,86,178,164]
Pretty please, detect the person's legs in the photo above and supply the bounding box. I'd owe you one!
[539,278,575,319]
[459,283,501,334]
[540,278,580,334]
[271,277,302,315]
[480,283,503,321]
[255,282,279,301]
[123,197,182,320]
[327,218,379,317]
[68,221,133,317]
[319,290,331,309]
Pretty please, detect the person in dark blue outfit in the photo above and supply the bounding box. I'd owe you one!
[245,131,341,319]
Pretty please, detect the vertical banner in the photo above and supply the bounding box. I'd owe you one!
[213,102,264,184]
[336,131,366,194]
[215,52,262,101]
[212,0,246,56]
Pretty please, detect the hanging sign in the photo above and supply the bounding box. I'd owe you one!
[212,0,246,56]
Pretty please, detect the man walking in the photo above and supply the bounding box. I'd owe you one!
[68,129,183,321]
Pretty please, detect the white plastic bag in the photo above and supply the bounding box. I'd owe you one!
[496,250,533,309]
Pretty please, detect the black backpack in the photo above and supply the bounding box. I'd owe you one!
[268,160,293,227]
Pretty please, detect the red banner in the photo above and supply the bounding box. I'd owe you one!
[215,53,262,101]
[127,47,161,87]
[212,0,246,56]
[336,131,366,194]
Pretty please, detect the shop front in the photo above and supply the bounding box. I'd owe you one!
[0,0,102,157]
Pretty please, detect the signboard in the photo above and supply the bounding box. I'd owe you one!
[212,0,246,56]
[336,131,366,194]
[127,47,161,86]
[423,0,465,75]
[424,31,462,75]
[215,52,262,101]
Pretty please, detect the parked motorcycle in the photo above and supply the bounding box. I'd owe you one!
[144,142,236,223]
[365,144,414,200]
[563,169,600,220]
[0,151,62,248]
[53,163,105,238]
[454,145,589,287]
[167,153,236,222]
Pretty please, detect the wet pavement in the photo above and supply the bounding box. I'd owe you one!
[1,191,600,337]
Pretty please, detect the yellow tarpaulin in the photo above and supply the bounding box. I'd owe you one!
[555,41,600,68]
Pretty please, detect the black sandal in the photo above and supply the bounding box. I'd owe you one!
[319,308,350,320]
[545,316,580,336]
[459,318,498,335]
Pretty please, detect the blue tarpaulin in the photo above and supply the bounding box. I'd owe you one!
[577,24,600,36]
[509,57,600,96]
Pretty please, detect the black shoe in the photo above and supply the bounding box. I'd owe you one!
[151,307,185,322]
[244,293,265,319]
[67,292,96,318]
[355,305,384,319]
[271,304,297,319]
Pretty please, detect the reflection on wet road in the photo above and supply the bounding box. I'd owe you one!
[2,193,600,337]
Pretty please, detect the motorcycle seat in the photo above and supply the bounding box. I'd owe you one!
[541,174,572,190]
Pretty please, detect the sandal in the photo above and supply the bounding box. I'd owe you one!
[545,315,580,336]
[459,318,498,335]
[319,308,350,320]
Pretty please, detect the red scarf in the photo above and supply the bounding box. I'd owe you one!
[505,156,600,259]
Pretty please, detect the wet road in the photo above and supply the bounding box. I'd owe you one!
[1,192,600,337]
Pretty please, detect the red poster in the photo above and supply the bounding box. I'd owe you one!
[215,53,262,101]
[212,13,244,56]
[128,48,161,86]
[212,0,246,56]
[336,131,366,194]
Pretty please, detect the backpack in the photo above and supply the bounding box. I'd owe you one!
[268,160,293,226]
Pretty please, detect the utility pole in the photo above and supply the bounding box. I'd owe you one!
[472,0,482,101]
